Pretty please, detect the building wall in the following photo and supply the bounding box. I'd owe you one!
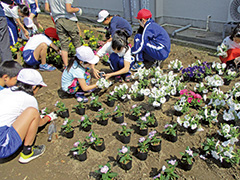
[40,0,234,33]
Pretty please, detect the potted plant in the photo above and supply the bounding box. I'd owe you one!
[180,146,198,171]
[78,115,92,132]
[102,53,110,66]
[153,160,179,180]
[96,78,112,89]
[86,130,105,152]
[61,118,74,138]
[163,123,178,142]
[145,111,158,127]
[70,140,88,161]
[129,104,142,120]
[118,123,133,144]
[113,104,124,124]
[95,162,118,180]
[106,91,117,107]
[198,106,218,125]
[83,29,93,40]
[223,69,237,85]
[148,130,162,152]
[90,93,102,111]
[136,137,150,160]
[74,100,85,115]
[174,97,189,116]
[177,114,200,134]
[117,146,132,170]
[136,116,148,136]
[114,83,130,102]
[217,123,240,142]
[194,82,208,97]
[96,108,111,126]
[55,101,69,118]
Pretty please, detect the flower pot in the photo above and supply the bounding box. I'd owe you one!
[129,114,140,121]
[165,133,177,142]
[98,119,109,126]
[137,148,148,160]
[138,127,148,136]
[107,99,115,107]
[165,95,170,102]
[91,105,102,112]
[222,159,232,168]
[223,78,231,85]
[81,124,91,132]
[147,119,158,128]
[154,104,162,110]
[113,114,124,124]
[180,159,194,171]
[119,132,131,144]
[75,151,87,161]
[187,127,198,135]
[150,141,162,152]
[76,107,85,115]
[224,120,236,126]
[65,130,74,139]
[58,109,69,118]
[173,69,179,73]
[93,138,105,152]
[119,160,132,171]
[201,119,210,125]
[174,110,183,117]
[174,91,180,97]
[13,54,17,59]
[132,95,145,101]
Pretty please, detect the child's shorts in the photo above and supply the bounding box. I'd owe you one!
[23,50,40,66]
[0,126,22,158]
[67,78,79,94]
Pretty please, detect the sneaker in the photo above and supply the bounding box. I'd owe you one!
[131,61,144,71]
[18,145,46,164]
[115,75,123,83]
[39,64,56,71]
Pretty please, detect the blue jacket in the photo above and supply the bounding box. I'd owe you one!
[110,16,132,37]
[0,4,5,17]
[132,19,171,60]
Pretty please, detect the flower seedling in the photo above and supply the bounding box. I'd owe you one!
[61,118,74,133]
[90,93,102,108]
[119,123,133,136]
[95,162,118,180]
[180,146,198,165]
[117,146,132,164]
[55,101,68,113]
[70,140,88,155]
[96,108,111,121]
[138,137,150,153]
[78,115,92,128]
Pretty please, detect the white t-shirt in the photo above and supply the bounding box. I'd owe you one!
[1,2,19,19]
[27,0,35,4]
[97,41,132,62]
[222,36,240,50]
[23,34,52,51]
[61,61,85,91]
[0,88,38,127]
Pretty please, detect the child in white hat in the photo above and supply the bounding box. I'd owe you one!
[61,46,99,102]
[0,68,57,163]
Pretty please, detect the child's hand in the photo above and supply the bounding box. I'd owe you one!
[36,7,41,13]
[103,73,112,80]
[92,68,100,79]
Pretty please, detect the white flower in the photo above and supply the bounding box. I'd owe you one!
[160,97,166,104]
[177,117,183,125]
[168,159,177,165]
[224,151,233,159]
[183,121,190,128]
[153,101,161,107]
[100,165,109,174]
[162,165,166,172]
[191,124,197,130]
[211,150,219,160]
[120,146,128,153]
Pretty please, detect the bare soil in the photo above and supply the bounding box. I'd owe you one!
[0,14,239,180]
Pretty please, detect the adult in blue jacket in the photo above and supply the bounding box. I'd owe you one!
[131,9,171,70]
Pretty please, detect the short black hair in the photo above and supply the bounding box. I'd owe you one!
[12,81,34,95]
[0,60,23,78]
[112,30,129,52]
[230,23,240,40]
[18,4,29,16]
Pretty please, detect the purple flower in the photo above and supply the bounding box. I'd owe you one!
[90,137,96,142]
[81,116,85,121]
[100,165,109,174]
[90,96,96,101]
[139,137,145,143]
[145,112,150,117]
[63,120,68,126]
[119,146,128,153]
[73,141,80,147]
[132,104,137,109]
[98,108,104,112]
[141,116,147,121]
[164,124,172,129]
[185,148,193,156]
[149,130,157,138]
[153,173,161,179]
[121,122,127,126]
[109,91,114,96]
[168,159,177,165]
[114,106,118,112]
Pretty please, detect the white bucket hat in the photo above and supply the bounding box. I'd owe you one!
[17,69,47,87]
[23,17,34,28]
[76,46,99,64]
[97,10,109,23]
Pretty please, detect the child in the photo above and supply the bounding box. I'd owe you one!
[92,30,133,82]
[45,0,82,66]
[0,60,22,90]
[218,24,240,69]
[22,28,60,71]
[26,0,43,30]
[97,9,132,41]
[0,68,57,163]
[19,16,38,41]
[61,46,99,102]
[131,9,171,71]
[0,2,29,45]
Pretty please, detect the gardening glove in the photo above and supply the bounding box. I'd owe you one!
[45,112,58,122]
[36,7,41,13]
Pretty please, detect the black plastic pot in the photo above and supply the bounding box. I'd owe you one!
[119,132,131,144]
[81,124,91,132]
[75,107,85,115]
[138,127,148,136]
[98,119,108,126]
[174,110,183,117]
[75,151,87,161]
[150,141,162,152]
[165,133,177,142]
[119,160,132,170]
[113,114,124,124]
[107,99,115,107]
[180,158,194,171]
[147,119,158,128]
[65,130,74,139]
[187,127,198,135]
[91,105,102,112]
[93,138,105,152]
[58,109,69,118]
[137,149,148,161]
[223,78,231,86]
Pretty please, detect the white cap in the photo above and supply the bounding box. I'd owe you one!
[17,69,47,87]
[76,46,99,64]
[23,17,34,28]
[97,10,109,22]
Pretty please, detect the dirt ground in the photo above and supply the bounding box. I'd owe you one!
[0,14,240,180]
